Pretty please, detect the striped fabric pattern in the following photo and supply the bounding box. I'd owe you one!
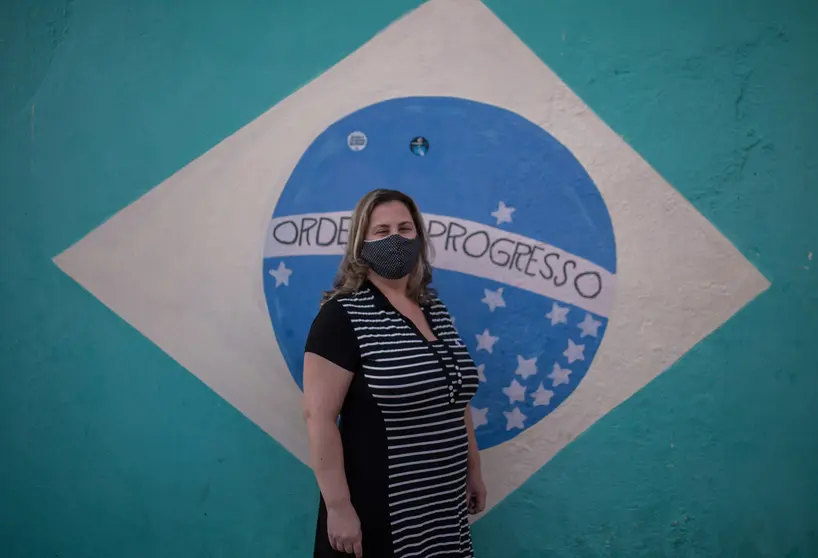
[337,288,480,558]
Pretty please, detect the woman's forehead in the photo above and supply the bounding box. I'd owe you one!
[370,201,412,223]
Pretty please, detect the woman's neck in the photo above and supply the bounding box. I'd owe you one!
[368,273,409,301]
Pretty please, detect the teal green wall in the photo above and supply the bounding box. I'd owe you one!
[2,0,816,556]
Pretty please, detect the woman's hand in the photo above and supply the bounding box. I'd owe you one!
[466,466,487,514]
[464,404,486,515]
[327,501,363,557]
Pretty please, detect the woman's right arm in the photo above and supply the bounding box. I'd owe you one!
[302,299,363,556]
[302,352,354,511]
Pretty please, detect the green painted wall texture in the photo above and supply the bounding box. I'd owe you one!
[2,1,816,557]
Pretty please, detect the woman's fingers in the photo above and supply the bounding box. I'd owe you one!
[331,534,362,556]
[467,492,486,514]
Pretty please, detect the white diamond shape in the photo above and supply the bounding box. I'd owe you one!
[53,0,769,520]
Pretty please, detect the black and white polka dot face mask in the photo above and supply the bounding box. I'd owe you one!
[360,234,423,280]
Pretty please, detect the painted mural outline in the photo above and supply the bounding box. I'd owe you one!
[262,96,617,450]
[50,0,771,517]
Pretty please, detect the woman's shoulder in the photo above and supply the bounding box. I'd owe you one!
[307,295,357,347]
[325,286,372,308]
[316,286,372,319]
[314,296,349,320]
[424,291,453,315]
[306,295,363,369]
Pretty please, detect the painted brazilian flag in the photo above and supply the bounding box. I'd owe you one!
[2,0,816,556]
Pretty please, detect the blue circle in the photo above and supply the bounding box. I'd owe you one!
[263,96,616,450]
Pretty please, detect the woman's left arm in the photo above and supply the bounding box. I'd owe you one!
[464,404,487,514]
[437,295,487,512]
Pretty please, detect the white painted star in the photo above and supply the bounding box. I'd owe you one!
[470,406,488,429]
[491,201,515,225]
[531,383,555,406]
[503,407,527,430]
[268,261,292,287]
[548,362,572,387]
[514,355,538,380]
[475,329,499,353]
[502,379,526,404]
[481,287,506,312]
[545,301,570,326]
[563,339,585,364]
[577,313,602,338]
[476,363,487,383]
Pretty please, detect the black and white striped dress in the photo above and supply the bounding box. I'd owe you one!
[307,280,480,558]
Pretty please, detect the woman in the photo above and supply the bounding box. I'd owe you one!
[302,188,487,558]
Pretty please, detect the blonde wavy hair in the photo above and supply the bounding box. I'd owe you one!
[321,189,436,306]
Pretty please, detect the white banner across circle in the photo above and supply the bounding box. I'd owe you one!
[264,211,616,318]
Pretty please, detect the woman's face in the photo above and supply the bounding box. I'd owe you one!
[365,201,418,241]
